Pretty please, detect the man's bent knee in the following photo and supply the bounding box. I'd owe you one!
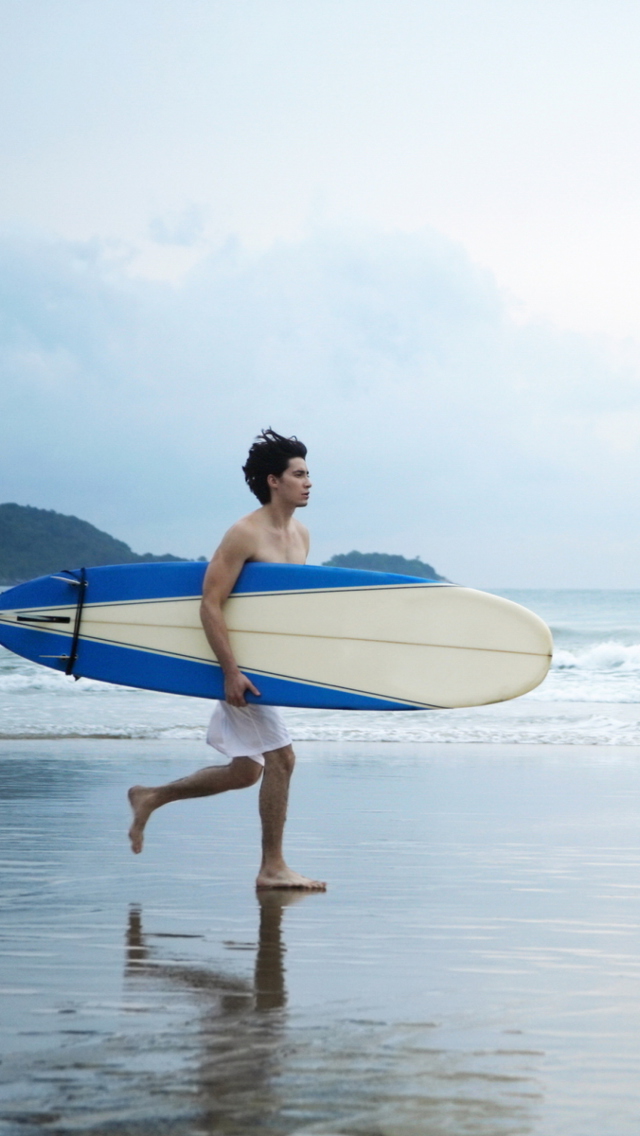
[263,744,295,777]
[230,756,263,789]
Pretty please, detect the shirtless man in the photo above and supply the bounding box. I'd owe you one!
[128,429,326,890]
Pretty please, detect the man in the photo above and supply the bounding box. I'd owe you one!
[127,429,326,891]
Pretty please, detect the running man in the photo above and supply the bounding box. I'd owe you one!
[128,429,326,890]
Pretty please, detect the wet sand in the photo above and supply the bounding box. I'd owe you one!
[2,738,640,1135]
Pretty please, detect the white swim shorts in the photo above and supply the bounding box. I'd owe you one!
[206,702,292,767]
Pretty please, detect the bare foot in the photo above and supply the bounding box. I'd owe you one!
[256,865,327,891]
[128,786,157,854]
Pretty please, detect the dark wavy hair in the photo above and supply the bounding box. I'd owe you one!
[242,428,308,505]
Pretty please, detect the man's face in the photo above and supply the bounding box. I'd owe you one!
[268,457,312,507]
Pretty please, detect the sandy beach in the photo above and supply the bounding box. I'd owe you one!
[2,736,640,1135]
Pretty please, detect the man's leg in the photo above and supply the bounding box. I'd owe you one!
[128,757,262,853]
[256,744,326,891]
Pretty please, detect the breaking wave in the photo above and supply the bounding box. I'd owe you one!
[552,640,640,672]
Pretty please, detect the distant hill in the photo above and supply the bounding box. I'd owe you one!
[322,550,446,580]
[0,503,191,585]
[0,505,447,588]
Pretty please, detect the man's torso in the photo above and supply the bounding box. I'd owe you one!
[237,511,309,566]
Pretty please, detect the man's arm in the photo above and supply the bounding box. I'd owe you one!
[200,524,261,707]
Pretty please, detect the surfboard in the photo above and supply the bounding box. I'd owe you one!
[0,562,552,710]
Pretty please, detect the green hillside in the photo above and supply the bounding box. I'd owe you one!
[322,550,446,580]
[0,503,187,585]
[0,504,447,587]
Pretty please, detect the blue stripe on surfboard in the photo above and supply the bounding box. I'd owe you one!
[232,562,443,593]
[0,622,425,710]
[0,561,444,613]
[0,564,207,611]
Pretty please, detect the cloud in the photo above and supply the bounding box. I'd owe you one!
[148,205,208,247]
[2,224,640,585]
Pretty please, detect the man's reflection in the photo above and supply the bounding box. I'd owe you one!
[124,892,311,1127]
[124,899,536,1135]
[126,891,304,1011]
[254,890,296,1011]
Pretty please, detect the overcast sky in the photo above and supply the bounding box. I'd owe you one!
[3,0,640,587]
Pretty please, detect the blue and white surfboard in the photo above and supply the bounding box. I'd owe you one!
[0,562,552,709]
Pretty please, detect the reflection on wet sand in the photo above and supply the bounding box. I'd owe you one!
[126,890,300,1013]
[125,893,307,1132]
[124,901,540,1136]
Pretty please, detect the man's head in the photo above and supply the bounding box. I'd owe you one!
[243,428,309,505]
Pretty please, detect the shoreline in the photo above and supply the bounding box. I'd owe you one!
[2,735,640,757]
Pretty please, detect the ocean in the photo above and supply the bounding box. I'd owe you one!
[2,589,640,745]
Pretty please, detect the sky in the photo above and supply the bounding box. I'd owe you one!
[2,0,640,587]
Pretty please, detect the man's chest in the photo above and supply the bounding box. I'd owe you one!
[251,530,307,564]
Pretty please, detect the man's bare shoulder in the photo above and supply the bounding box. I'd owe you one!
[210,507,309,570]
[217,510,265,556]
[202,512,264,600]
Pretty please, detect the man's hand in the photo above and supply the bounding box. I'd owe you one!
[224,669,261,707]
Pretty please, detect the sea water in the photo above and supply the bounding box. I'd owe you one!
[1,589,640,745]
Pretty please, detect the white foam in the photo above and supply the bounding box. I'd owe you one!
[552,640,640,672]
[0,724,207,740]
[285,714,640,746]
[520,640,640,702]
[2,713,638,745]
[0,667,137,694]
